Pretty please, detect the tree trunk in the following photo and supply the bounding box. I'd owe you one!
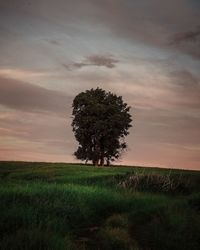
[92,157,99,166]
[99,146,104,166]
[106,159,110,166]
[100,156,104,166]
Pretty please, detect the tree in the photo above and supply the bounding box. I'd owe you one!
[71,88,132,166]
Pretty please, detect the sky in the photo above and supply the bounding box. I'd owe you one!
[0,0,200,170]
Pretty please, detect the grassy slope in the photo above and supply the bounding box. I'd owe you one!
[0,161,200,250]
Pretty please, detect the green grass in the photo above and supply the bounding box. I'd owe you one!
[0,161,200,250]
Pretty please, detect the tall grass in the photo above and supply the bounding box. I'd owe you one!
[0,161,200,250]
[118,171,193,194]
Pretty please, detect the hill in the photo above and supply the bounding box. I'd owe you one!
[0,161,200,250]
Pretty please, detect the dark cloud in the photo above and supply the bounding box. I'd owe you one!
[171,26,200,44]
[72,62,89,69]
[1,0,200,59]
[0,77,72,115]
[170,26,200,59]
[89,0,200,58]
[86,55,119,68]
[43,39,61,46]
[63,55,119,70]
[73,54,119,69]
[62,63,72,70]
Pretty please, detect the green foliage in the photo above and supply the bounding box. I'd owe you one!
[1,229,68,250]
[72,88,132,165]
[129,204,200,250]
[0,161,200,250]
[188,193,200,211]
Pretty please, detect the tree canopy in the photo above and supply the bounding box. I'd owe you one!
[71,88,132,166]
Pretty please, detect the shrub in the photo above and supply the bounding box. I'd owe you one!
[104,214,128,229]
[97,227,133,250]
[118,172,191,194]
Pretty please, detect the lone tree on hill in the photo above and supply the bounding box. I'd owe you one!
[71,88,132,166]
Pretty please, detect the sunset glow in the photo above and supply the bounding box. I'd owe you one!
[0,0,200,169]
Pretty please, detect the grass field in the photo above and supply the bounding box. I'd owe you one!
[0,161,200,250]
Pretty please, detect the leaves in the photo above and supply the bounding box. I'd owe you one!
[71,88,132,165]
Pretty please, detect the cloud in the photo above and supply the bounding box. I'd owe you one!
[88,0,200,56]
[0,68,49,79]
[43,38,61,46]
[0,77,72,115]
[0,0,200,169]
[121,69,200,111]
[170,26,200,59]
[62,63,72,70]
[0,110,74,151]
[167,70,200,109]
[169,70,199,87]
[85,55,119,68]
[63,54,119,70]
[1,0,200,61]
[171,26,200,44]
